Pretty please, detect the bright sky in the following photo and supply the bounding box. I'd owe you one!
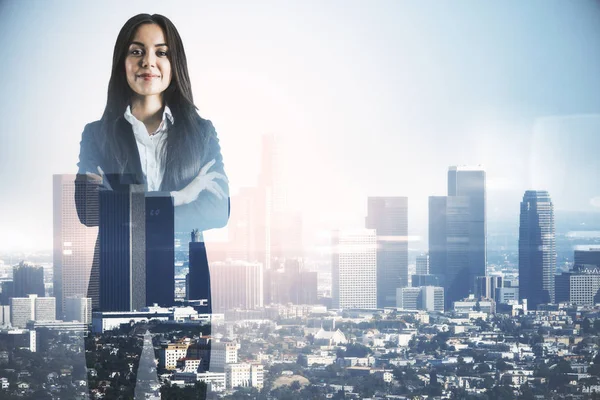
[1,0,600,251]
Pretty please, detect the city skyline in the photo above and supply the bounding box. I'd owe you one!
[2,1,600,251]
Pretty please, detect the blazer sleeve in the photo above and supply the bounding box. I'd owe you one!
[75,122,102,227]
[173,119,230,233]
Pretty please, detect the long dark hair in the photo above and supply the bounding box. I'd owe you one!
[101,13,211,191]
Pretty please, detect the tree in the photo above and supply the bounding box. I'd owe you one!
[496,359,511,372]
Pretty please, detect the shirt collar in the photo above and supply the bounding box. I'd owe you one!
[123,104,175,133]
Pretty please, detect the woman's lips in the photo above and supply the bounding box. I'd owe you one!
[138,74,159,81]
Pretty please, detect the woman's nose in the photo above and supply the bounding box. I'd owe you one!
[141,53,155,68]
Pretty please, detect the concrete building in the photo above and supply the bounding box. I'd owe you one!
[365,197,409,307]
[332,229,377,309]
[10,295,56,328]
[225,363,264,389]
[519,190,556,308]
[209,261,263,312]
[160,341,191,370]
[397,286,444,312]
[65,297,92,324]
[53,174,99,316]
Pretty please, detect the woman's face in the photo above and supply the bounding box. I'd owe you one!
[125,23,172,100]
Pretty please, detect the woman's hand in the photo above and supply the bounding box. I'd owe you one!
[171,159,229,206]
[85,166,112,190]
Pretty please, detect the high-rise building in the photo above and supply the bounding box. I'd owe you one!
[518,190,556,308]
[555,249,600,305]
[445,196,471,307]
[365,197,408,308]
[145,193,175,307]
[429,195,470,308]
[10,295,56,328]
[574,249,600,267]
[188,230,211,312]
[332,229,377,310]
[0,305,10,327]
[98,181,146,312]
[0,281,14,306]
[13,261,45,298]
[428,166,487,309]
[428,196,448,282]
[54,174,99,317]
[416,253,429,275]
[257,134,303,265]
[209,261,263,312]
[495,287,519,304]
[65,297,92,324]
[411,274,440,287]
[475,276,503,301]
[265,259,318,305]
[397,286,444,312]
[447,166,487,279]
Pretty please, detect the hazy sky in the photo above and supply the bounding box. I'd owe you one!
[1,0,600,251]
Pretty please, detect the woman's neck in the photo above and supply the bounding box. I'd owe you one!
[130,95,164,126]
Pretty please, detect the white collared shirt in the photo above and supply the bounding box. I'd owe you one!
[123,105,174,191]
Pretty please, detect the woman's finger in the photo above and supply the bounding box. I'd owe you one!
[211,181,227,199]
[199,159,216,176]
[205,182,224,200]
[86,172,102,181]
[207,172,229,184]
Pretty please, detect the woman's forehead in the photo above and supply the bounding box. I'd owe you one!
[131,24,167,44]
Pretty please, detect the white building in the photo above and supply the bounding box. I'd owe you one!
[210,342,238,371]
[197,372,226,392]
[210,261,263,312]
[10,295,56,328]
[91,307,171,333]
[160,341,191,370]
[225,363,264,389]
[65,297,92,324]
[332,229,377,309]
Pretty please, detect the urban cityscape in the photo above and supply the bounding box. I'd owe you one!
[0,132,599,400]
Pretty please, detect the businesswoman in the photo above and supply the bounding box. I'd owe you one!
[75,13,229,397]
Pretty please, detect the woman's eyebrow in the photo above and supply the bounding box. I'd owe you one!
[130,41,168,47]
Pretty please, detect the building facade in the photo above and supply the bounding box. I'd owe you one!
[365,197,409,308]
[518,190,556,308]
[332,229,377,309]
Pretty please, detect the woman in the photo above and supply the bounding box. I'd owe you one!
[75,13,228,397]
[76,13,229,231]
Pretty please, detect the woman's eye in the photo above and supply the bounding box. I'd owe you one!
[157,51,168,57]
[129,49,143,56]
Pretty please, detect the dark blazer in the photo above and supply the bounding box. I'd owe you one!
[75,112,230,234]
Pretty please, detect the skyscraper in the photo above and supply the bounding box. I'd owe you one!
[98,181,146,312]
[518,190,556,308]
[365,197,408,308]
[475,276,503,301]
[53,174,99,317]
[332,229,377,309]
[428,166,487,309]
[145,193,175,307]
[428,196,448,281]
[13,261,45,298]
[416,253,429,275]
[209,261,263,312]
[65,297,92,324]
[188,229,211,311]
[429,195,470,308]
[10,295,56,328]
[447,166,486,291]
